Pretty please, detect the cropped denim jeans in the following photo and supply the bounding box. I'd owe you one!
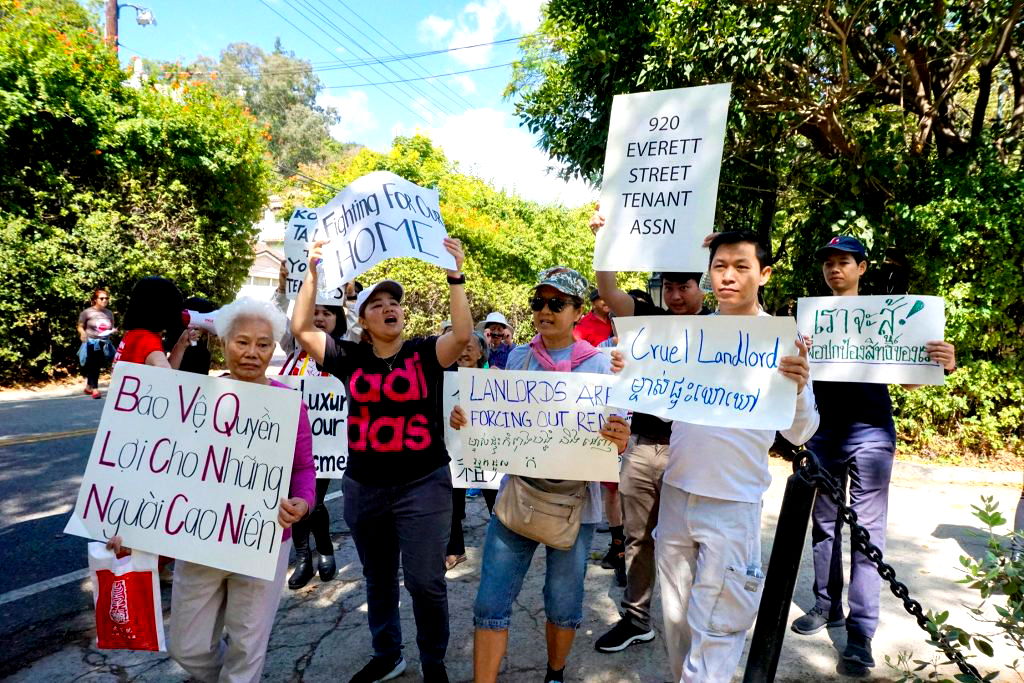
[473,515,596,630]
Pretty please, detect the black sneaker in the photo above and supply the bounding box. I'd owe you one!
[422,662,448,683]
[843,632,875,668]
[790,606,845,635]
[349,656,407,683]
[545,665,565,682]
[595,618,656,653]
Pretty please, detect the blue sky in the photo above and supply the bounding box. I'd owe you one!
[109,0,596,206]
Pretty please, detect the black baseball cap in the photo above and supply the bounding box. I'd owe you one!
[815,236,867,261]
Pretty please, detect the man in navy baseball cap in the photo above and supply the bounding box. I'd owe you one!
[814,235,867,262]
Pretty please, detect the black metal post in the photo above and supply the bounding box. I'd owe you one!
[742,468,818,683]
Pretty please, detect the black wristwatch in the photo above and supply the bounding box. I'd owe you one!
[447,274,466,285]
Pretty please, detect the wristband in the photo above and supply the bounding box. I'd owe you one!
[447,274,466,285]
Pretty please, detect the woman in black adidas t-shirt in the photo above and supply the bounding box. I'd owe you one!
[292,238,471,683]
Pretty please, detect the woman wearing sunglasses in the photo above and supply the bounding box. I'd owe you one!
[451,266,631,683]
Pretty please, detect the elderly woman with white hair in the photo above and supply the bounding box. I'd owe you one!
[109,296,316,682]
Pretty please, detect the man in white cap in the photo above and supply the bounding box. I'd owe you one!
[476,311,513,369]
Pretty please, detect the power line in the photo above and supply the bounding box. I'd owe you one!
[255,0,427,124]
[321,63,514,89]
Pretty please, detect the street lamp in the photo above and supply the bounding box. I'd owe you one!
[105,1,155,49]
[124,4,156,26]
[647,272,663,309]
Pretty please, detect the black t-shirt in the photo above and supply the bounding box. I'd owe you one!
[321,335,449,486]
[627,299,710,440]
[812,380,896,445]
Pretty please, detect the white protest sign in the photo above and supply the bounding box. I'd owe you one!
[284,208,345,305]
[276,374,348,478]
[797,295,945,385]
[442,373,500,489]
[610,315,799,430]
[456,368,620,482]
[594,83,731,273]
[316,171,455,293]
[64,364,301,580]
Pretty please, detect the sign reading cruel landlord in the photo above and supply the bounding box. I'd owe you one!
[455,368,621,482]
[315,170,456,293]
[797,295,946,385]
[64,364,301,581]
[594,83,731,273]
[609,315,799,430]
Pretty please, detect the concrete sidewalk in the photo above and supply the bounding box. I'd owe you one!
[7,460,1022,682]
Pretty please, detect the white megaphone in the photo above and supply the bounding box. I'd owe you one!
[181,309,219,336]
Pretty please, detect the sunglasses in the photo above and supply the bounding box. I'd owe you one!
[97,296,109,301]
[530,295,571,313]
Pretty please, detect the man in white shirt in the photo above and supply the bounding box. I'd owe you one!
[656,231,819,682]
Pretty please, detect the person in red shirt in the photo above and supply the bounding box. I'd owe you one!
[112,276,188,369]
[573,290,613,347]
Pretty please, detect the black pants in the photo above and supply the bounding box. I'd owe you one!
[83,344,107,389]
[343,465,453,666]
[447,487,466,557]
[483,488,497,515]
[292,478,333,555]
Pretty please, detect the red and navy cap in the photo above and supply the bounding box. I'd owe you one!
[815,235,867,261]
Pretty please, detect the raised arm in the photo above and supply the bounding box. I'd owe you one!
[435,238,472,368]
[590,209,637,317]
[291,241,328,365]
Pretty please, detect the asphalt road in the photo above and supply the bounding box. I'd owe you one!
[0,393,112,675]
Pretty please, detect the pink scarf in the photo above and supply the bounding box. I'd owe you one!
[528,334,601,371]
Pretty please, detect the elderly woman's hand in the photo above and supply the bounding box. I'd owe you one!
[278,498,309,529]
[105,535,131,558]
[600,415,631,454]
[449,405,467,430]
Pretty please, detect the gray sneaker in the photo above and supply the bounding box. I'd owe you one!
[790,606,845,635]
[843,632,875,668]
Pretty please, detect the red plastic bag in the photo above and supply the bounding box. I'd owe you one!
[88,543,166,651]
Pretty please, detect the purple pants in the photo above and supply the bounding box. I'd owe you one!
[809,435,895,638]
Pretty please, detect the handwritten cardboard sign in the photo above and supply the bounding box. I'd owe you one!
[276,375,348,479]
[594,83,731,273]
[455,368,620,482]
[315,171,455,293]
[610,315,799,430]
[442,373,500,490]
[797,295,945,384]
[284,208,346,305]
[64,364,301,580]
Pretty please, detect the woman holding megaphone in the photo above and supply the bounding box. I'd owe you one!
[293,238,471,683]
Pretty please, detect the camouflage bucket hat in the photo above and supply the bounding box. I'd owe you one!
[536,266,590,300]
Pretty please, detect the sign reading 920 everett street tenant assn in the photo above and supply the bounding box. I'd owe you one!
[594,83,731,273]
[64,364,300,581]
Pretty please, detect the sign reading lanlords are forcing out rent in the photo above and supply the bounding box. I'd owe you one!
[609,315,800,430]
[797,295,946,385]
[64,364,300,581]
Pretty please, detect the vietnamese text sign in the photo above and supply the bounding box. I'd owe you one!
[276,375,348,479]
[284,208,345,305]
[443,373,500,489]
[594,83,731,273]
[610,315,799,429]
[456,368,620,482]
[797,295,945,385]
[64,364,301,580]
[316,171,455,292]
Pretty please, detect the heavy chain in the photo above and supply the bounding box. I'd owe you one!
[791,449,983,682]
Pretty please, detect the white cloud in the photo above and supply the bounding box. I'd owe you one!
[396,108,597,207]
[420,0,545,67]
[418,15,454,43]
[452,74,477,94]
[319,91,377,142]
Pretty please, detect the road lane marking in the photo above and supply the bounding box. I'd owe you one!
[0,427,97,447]
[0,568,90,607]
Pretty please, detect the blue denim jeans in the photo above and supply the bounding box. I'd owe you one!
[473,516,597,630]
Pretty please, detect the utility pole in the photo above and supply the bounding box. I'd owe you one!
[105,0,118,50]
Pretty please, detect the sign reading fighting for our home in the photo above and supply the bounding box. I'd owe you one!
[315,171,456,293]
[284,208,345,305]
[443,373,500,490]
[594,83,731,273]
[610,315,799,430]
[797,295,946,385]
[64,364,300,581]
[455,368,621,482]
[276,375,348,479]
